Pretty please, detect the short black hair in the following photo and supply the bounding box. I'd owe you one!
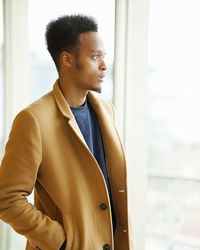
[45,14,98,71]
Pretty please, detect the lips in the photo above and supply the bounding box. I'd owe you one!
[98,76,104,82]
[98,74,105,80]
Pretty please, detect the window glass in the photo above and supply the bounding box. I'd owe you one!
[146,0,200,249]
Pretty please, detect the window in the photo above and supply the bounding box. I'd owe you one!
[146,0,200,249]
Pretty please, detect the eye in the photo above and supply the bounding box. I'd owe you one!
[92,54,99,60]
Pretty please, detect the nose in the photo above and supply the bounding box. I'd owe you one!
[100,58,107,71]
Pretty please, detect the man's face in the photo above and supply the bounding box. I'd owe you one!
[72,32,107,93]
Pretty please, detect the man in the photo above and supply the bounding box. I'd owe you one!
[0,15,131,250]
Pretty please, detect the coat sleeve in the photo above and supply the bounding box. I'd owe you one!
[0,109,65,250]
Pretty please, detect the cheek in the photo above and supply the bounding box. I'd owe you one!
[78,59,99,78]
[86,59,99,70]
[84,65,98,76]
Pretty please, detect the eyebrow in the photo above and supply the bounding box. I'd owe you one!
[90,50,106,55]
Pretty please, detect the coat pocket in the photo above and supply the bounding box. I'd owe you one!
[62,213,74,250]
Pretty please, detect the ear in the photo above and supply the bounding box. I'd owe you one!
[60,51,74,68]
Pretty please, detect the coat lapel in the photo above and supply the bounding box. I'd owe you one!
[53,80,89,150]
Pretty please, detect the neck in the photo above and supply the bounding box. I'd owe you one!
[58,78,88,107]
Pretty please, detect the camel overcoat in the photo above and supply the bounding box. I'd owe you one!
[0,80,131,250]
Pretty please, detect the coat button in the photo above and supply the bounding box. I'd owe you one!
[100,203,108,210]
[103,244,110,250]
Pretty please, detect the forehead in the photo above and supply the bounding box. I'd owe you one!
[78,32,106,54]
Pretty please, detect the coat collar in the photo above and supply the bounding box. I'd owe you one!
[53,80,88,149]
[53,80,74,120]
[52,80,113,150]
[52,79,108,118]
[52,79,112,125]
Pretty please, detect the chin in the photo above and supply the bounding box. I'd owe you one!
[88,84,102,93]
[92,87,102,93]
[97,89,102,93]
